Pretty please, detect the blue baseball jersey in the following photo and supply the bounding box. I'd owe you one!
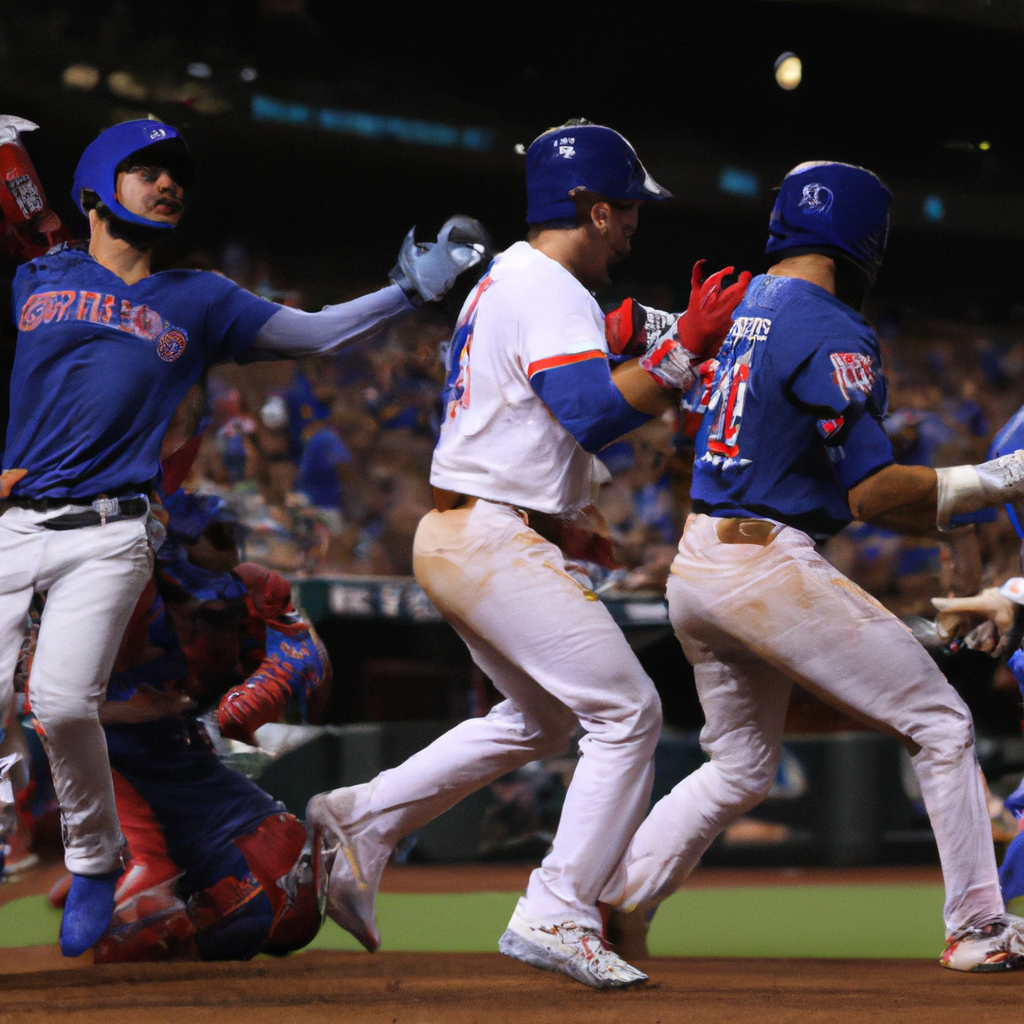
[4,248,278,499]
[685,274,893,541]
[986,403,1024,537]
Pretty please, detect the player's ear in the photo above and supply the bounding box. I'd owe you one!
[590,201,611,235]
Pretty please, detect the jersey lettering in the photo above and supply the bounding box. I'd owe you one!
[19,289,187,347]
[698,316,771,466]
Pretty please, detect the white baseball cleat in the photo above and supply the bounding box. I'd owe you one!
[305,791,384,953]
[499,906,648,989]
[940,914,1024,972]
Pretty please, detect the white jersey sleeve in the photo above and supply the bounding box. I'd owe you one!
[430,241,607,514]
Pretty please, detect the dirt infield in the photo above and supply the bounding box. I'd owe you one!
[1,949,1022,1024]
[3,862,1015,1022]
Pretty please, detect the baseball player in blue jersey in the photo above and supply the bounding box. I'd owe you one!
[0,117,486,957]
[600,162,1024,972]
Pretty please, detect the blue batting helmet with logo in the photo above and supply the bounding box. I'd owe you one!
[525,120,672,225]
[765,161,892,278]
[72,119,194,229]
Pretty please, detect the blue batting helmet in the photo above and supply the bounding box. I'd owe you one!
[525,120,672,225]
[72,119,194,229]
[766,161,891,278]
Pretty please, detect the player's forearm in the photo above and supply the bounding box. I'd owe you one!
[849,455,1024,537]
[848,463,941,535]
[611,359,680,417]
[247,285,414,360]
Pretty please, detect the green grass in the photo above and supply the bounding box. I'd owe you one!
[0,884,947,959]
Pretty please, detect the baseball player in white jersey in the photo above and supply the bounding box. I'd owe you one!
[600,161,1024,972]
[307,119,750,989]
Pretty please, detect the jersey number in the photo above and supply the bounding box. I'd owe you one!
[706,362,750,459]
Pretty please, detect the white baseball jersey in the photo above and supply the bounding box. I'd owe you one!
[431,241,607,514]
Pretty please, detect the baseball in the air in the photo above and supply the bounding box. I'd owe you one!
[774,52,802,90]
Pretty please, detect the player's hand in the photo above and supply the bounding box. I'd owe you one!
[932,587,1018,643]
[604,298,676,358]
[97,687,196,724]
[677,260,751,358]
[389,215,490,304]
[217,677,290,746]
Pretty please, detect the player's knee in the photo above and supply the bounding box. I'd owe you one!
[530,706,577,758]
[30,694,98,728]
[714,746,780,808]
[635,686,662,740]
[912,704,976,767]
[609,683,662,750]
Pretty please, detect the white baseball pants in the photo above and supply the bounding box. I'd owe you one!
[337,499,662,931]
[0,507,152,874]
[601,513,1002,937]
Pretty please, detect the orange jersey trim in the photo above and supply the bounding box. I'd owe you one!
[527,349,606,378]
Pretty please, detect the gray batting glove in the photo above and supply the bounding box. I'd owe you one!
[936,450,1024,529]
[389,215,489,305]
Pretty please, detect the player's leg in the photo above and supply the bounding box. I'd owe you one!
[744,531,1000,938]
[310,638,580,950]
[658,515,1002,940]
[313,501,659,978]
[28,517,154,954]
[93,770,193,964]
[601,600,792,912]
[184,811,315,960]
[0,511,40,744]
[413,503,660,925]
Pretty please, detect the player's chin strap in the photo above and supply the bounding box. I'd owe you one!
[936,451,1024,530]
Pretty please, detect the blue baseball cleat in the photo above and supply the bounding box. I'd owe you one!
[59,868,122,957]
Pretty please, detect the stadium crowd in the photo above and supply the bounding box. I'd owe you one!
[192,241,1024,621]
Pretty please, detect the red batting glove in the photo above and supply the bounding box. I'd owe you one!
[605,297,645,357]
[677,260,752,359]
[217,677,290,746]
[605,297,677,358]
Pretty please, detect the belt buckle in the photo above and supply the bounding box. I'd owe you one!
[93,497,119,526]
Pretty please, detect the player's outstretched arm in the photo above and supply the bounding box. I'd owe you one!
[246,215,488,360]
[850,450,1024,535]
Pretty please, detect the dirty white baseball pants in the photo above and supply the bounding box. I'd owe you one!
[0,507,152,874]
[601,513,1002,937]
[336,499,661,931]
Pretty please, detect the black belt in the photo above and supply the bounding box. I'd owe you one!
[1,493,149,530]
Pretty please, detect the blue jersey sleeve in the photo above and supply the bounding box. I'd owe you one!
[530,357,650,453]
[778,306,887,442]
[832,411,894,492]
[201,274,280,364]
